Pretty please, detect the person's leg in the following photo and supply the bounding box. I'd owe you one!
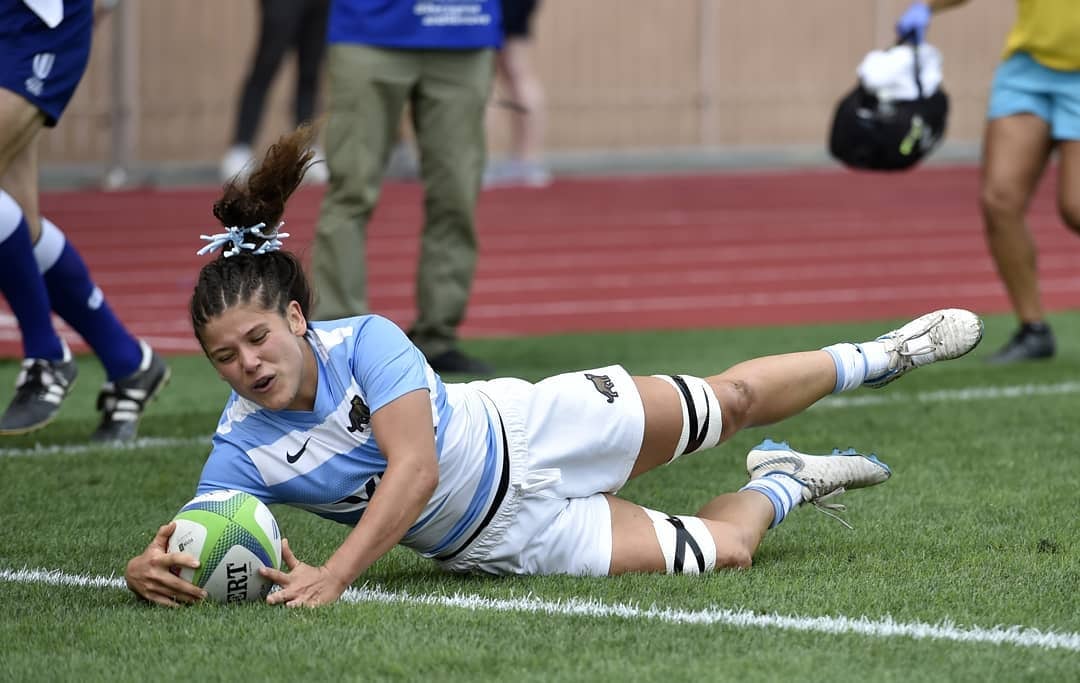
[1057,141,1080,236]
[608,439,891,574]
[408,49,495,369]
[496,36,546,164]
[628,309,982,478]
[311,45,411,319]
[292,0,329,128]
[981,115,1053,326]
[0,95,65,364]
[233,0,300,147]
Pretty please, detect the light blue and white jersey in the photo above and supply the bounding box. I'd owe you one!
[196,315,504,559]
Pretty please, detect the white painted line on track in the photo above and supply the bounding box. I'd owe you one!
[2,567,1077,652]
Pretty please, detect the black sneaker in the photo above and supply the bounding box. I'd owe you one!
[92,341,170,442]
[986,323,1055,364]
[0,346,78,435]
[426,348,494,376]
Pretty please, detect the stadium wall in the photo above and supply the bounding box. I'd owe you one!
[38,0,1014,171]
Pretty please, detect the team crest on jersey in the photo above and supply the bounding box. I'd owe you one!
[25,52,55,97]
[346,395,371,433]
[585,373,618,403]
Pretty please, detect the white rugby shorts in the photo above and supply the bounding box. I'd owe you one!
[436,364,645,576]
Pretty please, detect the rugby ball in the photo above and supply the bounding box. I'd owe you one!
[167,489,282,603]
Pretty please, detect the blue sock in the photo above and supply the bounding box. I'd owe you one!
[0,192,64,361]
[34,217,141,381]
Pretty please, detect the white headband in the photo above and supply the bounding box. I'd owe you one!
[196,221,290,258]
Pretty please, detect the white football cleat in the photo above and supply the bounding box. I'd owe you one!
[864,308,983,388]
[746,439,891,527]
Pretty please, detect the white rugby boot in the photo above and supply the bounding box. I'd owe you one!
[746,438,891,527]
[864,308,983,388]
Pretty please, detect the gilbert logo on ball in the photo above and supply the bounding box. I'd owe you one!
[167,490,282,603]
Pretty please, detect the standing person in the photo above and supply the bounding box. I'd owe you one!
[220,0,331,183]
[311,0,502,375]
[0,0,169,441]
[123,127,986,607]
[483,0,551,188]
[896,0,1080,363]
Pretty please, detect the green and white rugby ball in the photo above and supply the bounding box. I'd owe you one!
[167,489,282,603]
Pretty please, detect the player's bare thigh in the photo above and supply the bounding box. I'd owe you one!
[0,88,45,237]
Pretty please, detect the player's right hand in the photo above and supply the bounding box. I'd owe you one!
[124,521,207,607]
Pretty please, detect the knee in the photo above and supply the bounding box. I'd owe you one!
[713,537,753,570]
[711,378,754,434]
[979,182,1026,229]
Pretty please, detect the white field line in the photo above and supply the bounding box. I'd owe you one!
[0,382,1077,460]
[0,435,209,458]
[1,567,1077,652]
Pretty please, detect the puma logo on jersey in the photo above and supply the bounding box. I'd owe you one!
[25,52,55,96]
[584,373,618,403]
[346,395,371,433]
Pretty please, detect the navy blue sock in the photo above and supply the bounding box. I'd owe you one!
[35,218,141,381]
[0,192,64,360]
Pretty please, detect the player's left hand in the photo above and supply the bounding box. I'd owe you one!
[260,538,349,607]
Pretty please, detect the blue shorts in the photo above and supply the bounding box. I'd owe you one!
[0,0,94,127]
[987,51,1080,141]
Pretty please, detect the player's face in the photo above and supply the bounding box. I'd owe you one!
[201,300,316,411]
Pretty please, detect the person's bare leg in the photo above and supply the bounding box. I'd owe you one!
[0,89,44,239]
[607,492,773,574]
[497,36,546,163]
[981,114,1053,325]
[629,351,835,478]
[1055,140,1080,236]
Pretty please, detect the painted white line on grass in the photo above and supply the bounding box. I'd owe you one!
[0,435,209,459]
[819,380,1080,409]
[0,382,1075,460]
[3,567,1078,652]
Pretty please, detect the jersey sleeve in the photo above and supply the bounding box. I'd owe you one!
[351,315,432,413]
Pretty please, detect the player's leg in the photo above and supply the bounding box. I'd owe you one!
[627,309,982,478]
[0,98,76,434]
[32,215,169,441]
[608,442,891,574]
[981,54,1057,363]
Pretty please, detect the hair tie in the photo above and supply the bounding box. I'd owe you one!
[196,221,290,257]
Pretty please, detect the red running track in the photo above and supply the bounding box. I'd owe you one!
[3,164,1080,356]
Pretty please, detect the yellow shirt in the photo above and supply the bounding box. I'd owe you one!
[1003,0,1080,71]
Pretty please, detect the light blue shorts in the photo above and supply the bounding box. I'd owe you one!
[987,52,1080,140]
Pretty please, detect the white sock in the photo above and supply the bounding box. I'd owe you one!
[740,473,807,528]
[822,342,892,392]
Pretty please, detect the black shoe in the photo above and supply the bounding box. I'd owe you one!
[92,341,170,442]
[427,348,494,375]
[0,347,78,435]
[986,323,1055,365]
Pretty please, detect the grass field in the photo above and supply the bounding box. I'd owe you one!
[1,310,1078,682]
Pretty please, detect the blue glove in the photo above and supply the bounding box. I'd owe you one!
[896,1,931,43]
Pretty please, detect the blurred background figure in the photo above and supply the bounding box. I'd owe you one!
[483,0,550,188]
[897,0,1080,363]
[311,0,502,375]
[0,0,168,441]
[220,0,331,183]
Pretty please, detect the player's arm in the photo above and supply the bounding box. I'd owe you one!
[124,522,208,608]
[262,388,439,607]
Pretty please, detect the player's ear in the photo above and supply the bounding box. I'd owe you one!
[285,300,307,337]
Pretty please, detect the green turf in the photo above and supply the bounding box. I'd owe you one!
[1,311,1077,682]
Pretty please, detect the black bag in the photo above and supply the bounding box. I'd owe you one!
[828,44,949,171]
